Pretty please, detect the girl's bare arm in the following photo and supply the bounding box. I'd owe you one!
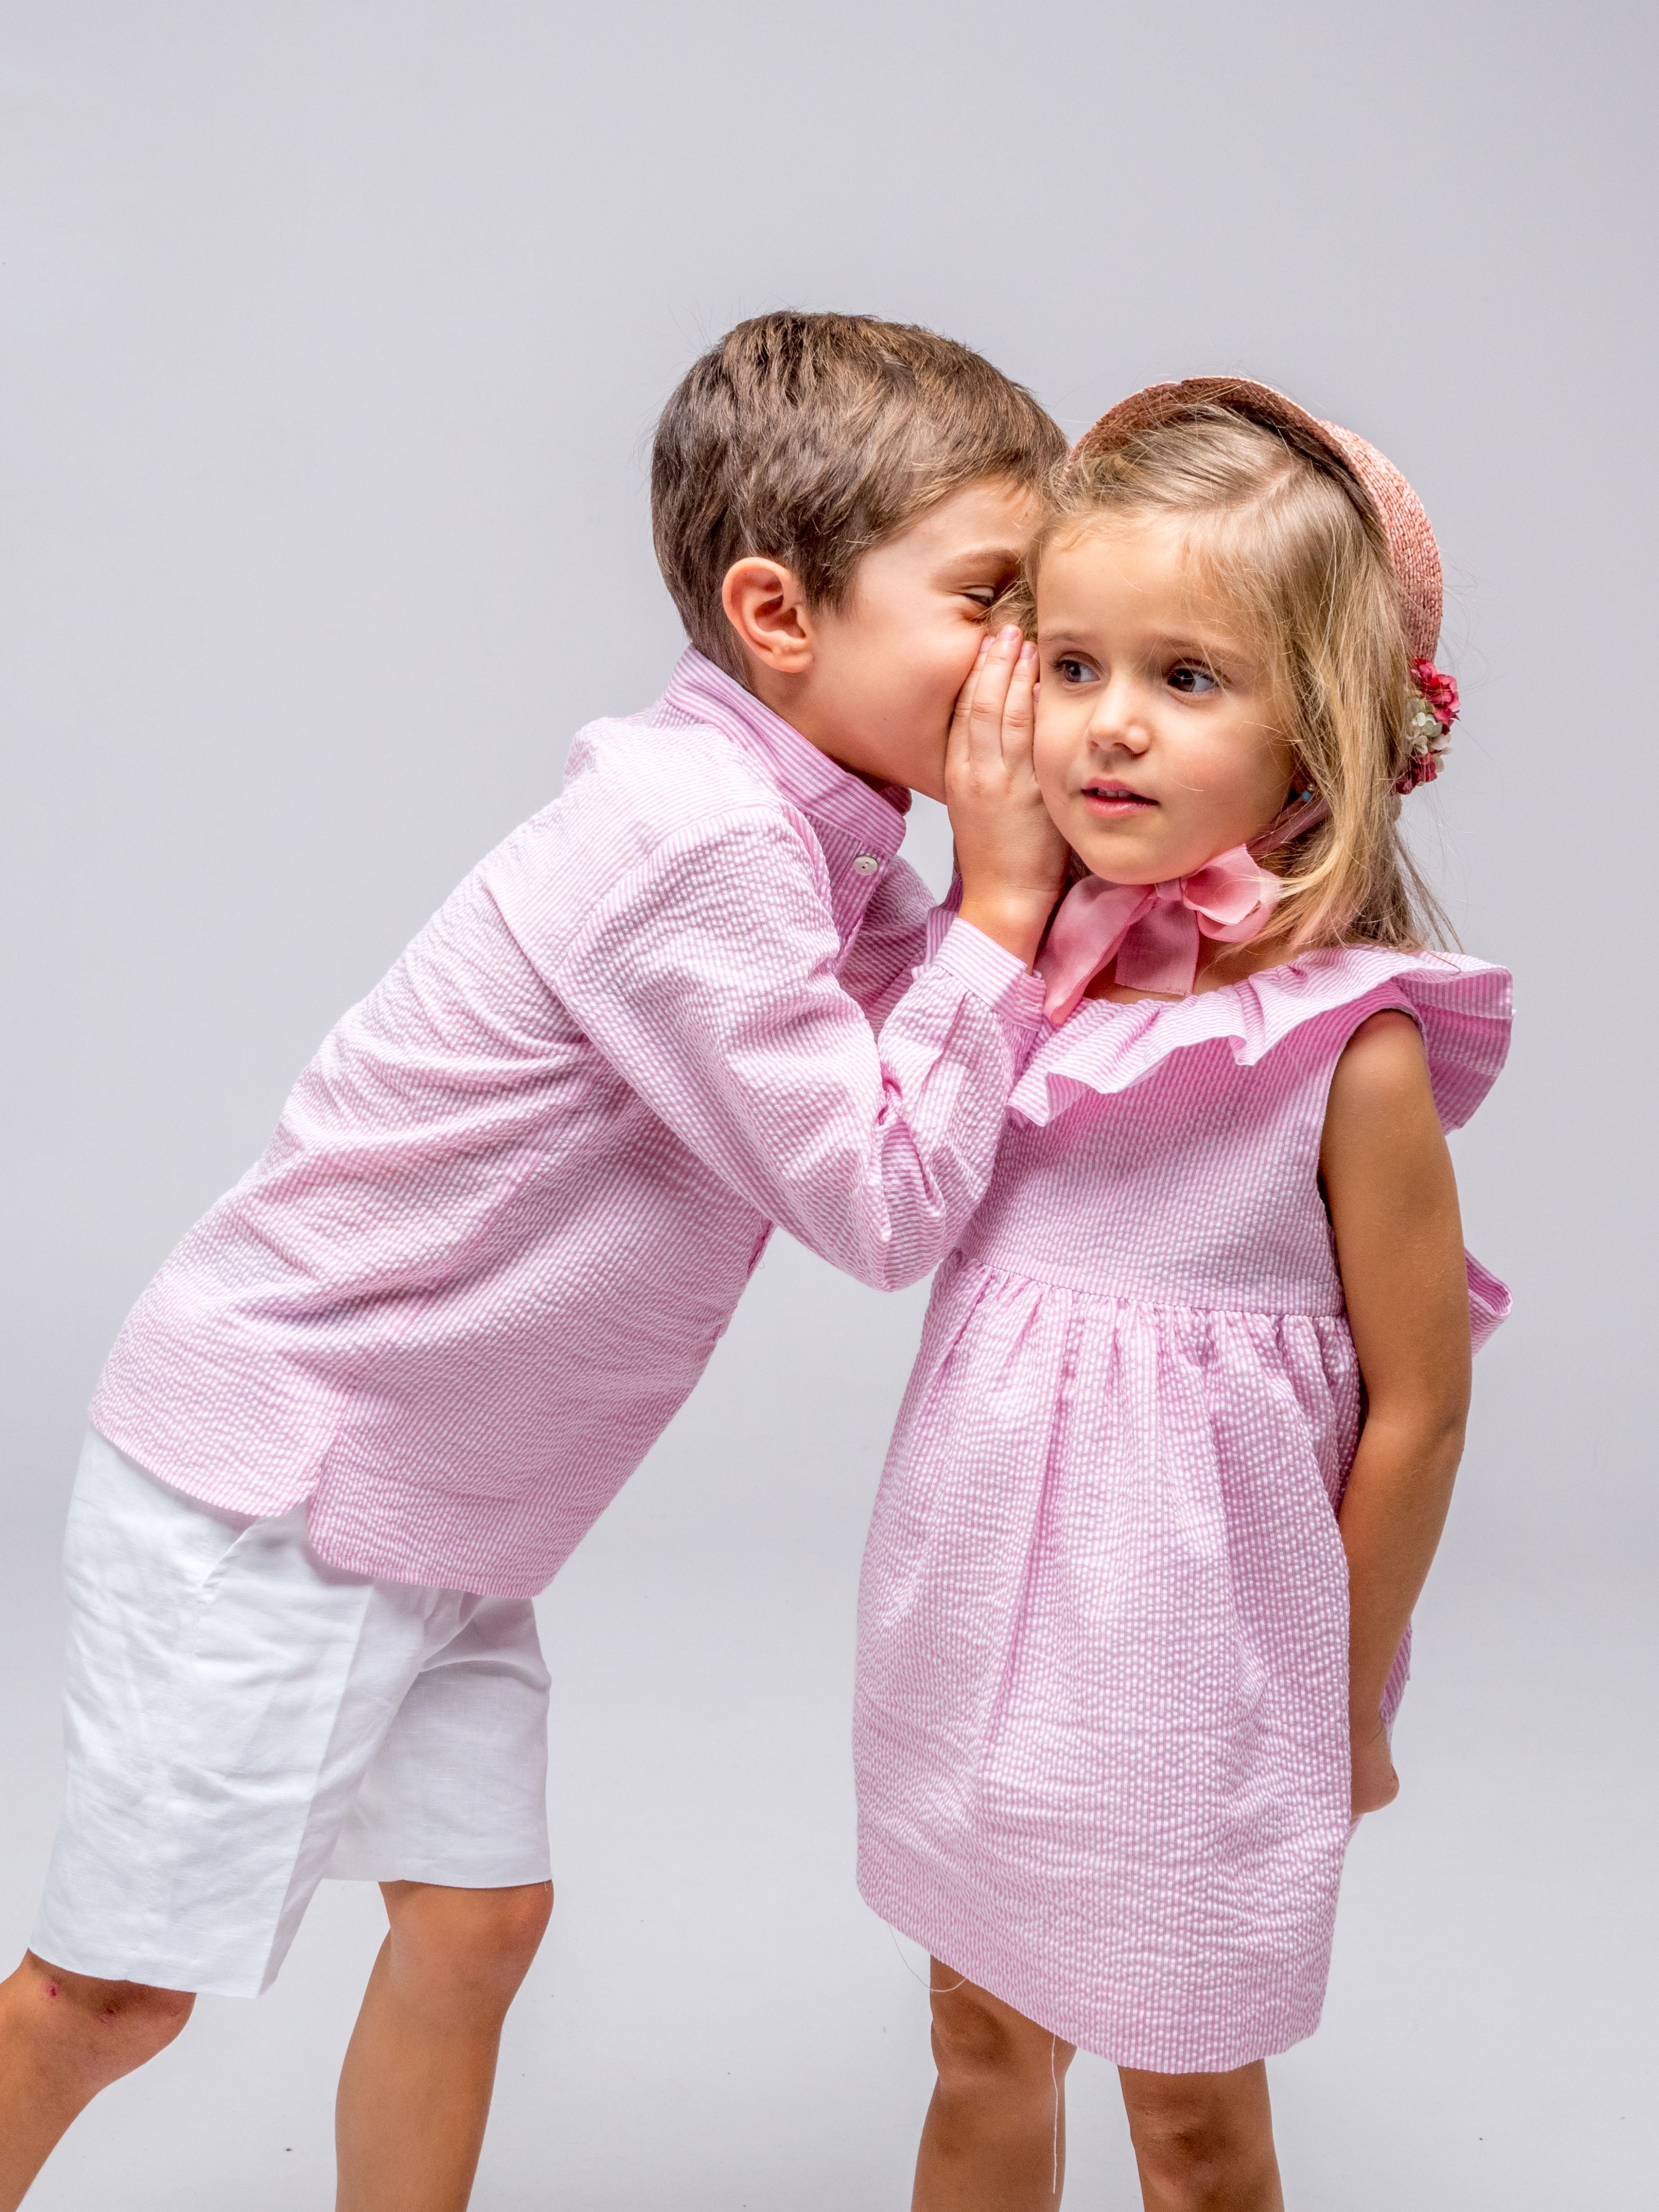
[1320,1009,1472,1815]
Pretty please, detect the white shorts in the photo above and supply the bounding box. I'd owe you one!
[31,1430,552,1998]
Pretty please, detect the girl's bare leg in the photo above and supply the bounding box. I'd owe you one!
[334,1879,552,2212]
[1118,2061,1283,2212]
[912,1962,1076,2210]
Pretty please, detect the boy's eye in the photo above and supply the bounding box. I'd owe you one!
[1168,663,1220,696]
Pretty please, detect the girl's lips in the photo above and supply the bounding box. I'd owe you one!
[1081,783,1156,818]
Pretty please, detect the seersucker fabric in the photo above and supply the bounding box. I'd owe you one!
[854,944,1512,2072]
[90,650,1046,1598]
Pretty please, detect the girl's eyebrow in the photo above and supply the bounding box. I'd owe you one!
[1144,632,1238,659]
[1147,634,1261,674]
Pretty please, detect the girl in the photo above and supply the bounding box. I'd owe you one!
[854,379,1511,2210]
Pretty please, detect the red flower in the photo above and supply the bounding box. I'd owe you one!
[1394,748,1441,795]
[1409,657,1460,732]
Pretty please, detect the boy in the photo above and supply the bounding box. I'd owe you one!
[0,312,1067,2208]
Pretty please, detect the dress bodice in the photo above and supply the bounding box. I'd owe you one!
[959,944,1513,1329]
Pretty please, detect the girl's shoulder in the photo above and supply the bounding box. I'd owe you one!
[1011,944,1512,1134]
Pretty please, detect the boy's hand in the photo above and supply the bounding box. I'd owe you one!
[949,626,1069,969]
[1349,1711,1400,1818]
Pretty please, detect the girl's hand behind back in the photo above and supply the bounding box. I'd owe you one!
[1350,1713,1400,1818]
[949,626,1068,967]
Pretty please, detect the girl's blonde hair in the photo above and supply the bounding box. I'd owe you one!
[1025,407,1450,955]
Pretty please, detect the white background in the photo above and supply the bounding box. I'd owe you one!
[2,3,1653,2204]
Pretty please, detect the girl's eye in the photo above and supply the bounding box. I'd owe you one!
[1168,663,1220,696]
[1054,656,1098,684]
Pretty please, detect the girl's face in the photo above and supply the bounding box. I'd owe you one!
[1032,518,1296,884]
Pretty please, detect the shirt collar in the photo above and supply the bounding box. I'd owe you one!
[661,648,912,859]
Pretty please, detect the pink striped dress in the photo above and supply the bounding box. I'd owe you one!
[854,945,1512,2072]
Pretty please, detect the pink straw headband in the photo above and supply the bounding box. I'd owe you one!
[1072,376,1458,794]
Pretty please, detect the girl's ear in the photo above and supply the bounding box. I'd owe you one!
[720,558,815,676]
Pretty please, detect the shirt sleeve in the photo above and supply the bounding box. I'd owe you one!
[504,805,1043,1291]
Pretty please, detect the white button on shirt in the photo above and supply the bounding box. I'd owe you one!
[92,650,1046,1598]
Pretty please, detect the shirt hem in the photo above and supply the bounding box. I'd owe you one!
[304,1467,594,1599]
[84,1406,319,1524]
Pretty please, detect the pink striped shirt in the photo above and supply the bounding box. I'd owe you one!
[91,652,1045,1596]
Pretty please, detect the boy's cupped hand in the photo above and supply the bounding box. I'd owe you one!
[950,625,1069,969]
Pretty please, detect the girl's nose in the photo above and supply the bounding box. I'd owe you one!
[1085,680,1151,753]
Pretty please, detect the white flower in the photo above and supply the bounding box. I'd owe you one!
[1406,699,1442,749]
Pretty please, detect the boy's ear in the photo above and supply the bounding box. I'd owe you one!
[721,557,815,676]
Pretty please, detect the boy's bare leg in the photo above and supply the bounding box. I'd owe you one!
[335,1878,552,2212]
[912,1962,1075,2209]
[1118,2061,1283,2211]
[0,1952,195,2209]
[0,1880,549,2211]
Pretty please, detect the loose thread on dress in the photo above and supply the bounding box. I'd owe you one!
[892,1927,1062,2198]
[886,1923,969,1996]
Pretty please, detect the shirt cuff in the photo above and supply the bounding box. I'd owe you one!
[923,876,963,962]
[931,915,1047,1025]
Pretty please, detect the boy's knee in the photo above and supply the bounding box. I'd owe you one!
[384,1880,552,2006]
[471,1880,554,1973]
[19,1954,195,2077]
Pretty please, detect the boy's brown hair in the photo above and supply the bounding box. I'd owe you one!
[652,311,1066,678]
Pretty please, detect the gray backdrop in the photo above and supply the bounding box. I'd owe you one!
[2,3,1653,2205]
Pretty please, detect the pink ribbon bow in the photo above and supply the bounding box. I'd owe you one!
[1036,845,1281,1023]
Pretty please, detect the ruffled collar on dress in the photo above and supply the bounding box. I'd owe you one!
[1009,944,1512,1133]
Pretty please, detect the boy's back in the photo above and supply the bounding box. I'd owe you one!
[93,652,1034,1594]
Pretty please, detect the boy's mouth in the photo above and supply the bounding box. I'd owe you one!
[1080,778,1156,818]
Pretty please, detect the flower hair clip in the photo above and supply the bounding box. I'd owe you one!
[1397,658,1460,794]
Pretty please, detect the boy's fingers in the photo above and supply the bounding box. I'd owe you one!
[998,643,1039,763]
[947,635,993,754]
[979,633,1038,773]
[965,626,1023,766]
